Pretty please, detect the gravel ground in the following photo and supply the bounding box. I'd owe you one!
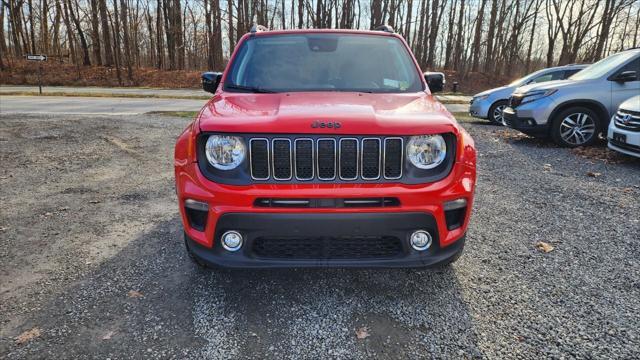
[0,113,639,359]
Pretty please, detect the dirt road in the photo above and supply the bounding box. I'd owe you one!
[0,112,639,359]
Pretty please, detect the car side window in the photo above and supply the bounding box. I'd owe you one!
[616,58,640,75]
[563,69,582,78]
[530,71,564,83]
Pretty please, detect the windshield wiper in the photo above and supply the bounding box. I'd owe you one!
[225,84,277,93]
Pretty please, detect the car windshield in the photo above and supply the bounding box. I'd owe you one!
[224,33,424,93]
[569,51,637,80]
[507,68,547,86]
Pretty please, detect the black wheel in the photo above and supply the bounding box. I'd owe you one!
[184,232,209,268]
[488,100,509,125]
[550,106,601,147]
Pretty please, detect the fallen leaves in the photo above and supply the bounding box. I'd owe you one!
[0,226,7,232]
[493,129,529,142]
[15,327,41,345]
[102,330,116,340]
[543,164,553,172]
[89,200,101,204]
[586,171,601,178]
[571,146,634,164]
[355,327,370,340]
[535,241,555,253]
[128,290,144,298]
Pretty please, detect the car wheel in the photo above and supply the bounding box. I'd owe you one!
[550,106,600,147]
[184,231,209,268]
[488,100,509,125]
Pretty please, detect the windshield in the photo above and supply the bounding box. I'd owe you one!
[508,68,547,86]
[570,51,637,80]
[224,33,424,93]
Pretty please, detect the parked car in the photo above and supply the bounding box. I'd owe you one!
[608,95,640,158]
[503,48,640,147]
[175,26,477,269]
[469,64,587,125]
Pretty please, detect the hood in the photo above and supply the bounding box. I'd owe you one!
[474,85,514,98]
[514,79,588,94]
[197,92,460,136]
[620,95,640,112]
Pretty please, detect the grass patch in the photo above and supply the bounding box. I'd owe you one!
[145,111,199,118]
[0,91,210,100]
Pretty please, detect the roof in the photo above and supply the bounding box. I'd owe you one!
[248,28,399,37]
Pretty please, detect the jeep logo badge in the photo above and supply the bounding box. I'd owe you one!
[311,121,341,129]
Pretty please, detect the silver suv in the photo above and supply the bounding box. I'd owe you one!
[469,64,586,125]
[503,49,640,147]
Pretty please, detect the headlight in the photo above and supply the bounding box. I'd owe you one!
[205,135,246,170]
[520,89,557,105]
[406,135,447,169]
[474,94,490,102]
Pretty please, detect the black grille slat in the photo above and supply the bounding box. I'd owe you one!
[248,136,411,181]
[317,139,336,180]
[252,236,403,260]
[295,139,314,179]
[272,139,292,180]
[339,139,358,180]
[384,138,403,179]
[361,139,381,179]
[250,139,269,179]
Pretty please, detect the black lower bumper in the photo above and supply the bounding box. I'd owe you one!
[503,108,549,137]
[185,212,465,269]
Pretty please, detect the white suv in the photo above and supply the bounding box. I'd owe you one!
[503,49,640,147]
[608,95,640,158]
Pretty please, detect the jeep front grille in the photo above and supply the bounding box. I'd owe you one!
[614,110,640,132]
[250,137,403,181]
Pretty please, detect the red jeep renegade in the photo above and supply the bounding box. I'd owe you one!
[174,26,477,268]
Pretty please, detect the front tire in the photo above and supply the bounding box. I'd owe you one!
[550,106,600,147]
[488,100,509,125]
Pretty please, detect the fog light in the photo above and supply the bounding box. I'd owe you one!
[410,230,432,251]
[221,230,243,252]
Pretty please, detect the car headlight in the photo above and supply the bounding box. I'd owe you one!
[474,94,490,102]
[406,135,447,169]
[520,89,557,105]
[205,135,246,170]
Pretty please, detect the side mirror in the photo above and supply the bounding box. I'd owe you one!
[424,72,446,93]
[613,70,637,83]
[202,72,223,93]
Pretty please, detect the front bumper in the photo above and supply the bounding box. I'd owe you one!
[176,159,475,268]
[186,213,466,268]
[503,106,549,137]
[608,120,640,158]
[469,98,490,118]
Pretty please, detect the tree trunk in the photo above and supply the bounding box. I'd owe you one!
[120,0,133,80]
[483,0,498,72]
[41,0,49,53]
[98,0,113,65]
[89,0,102,65]
[156,0,164,69]
[67,0,91,65]
[471,0,487,72]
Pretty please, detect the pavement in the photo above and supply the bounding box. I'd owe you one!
[0,95,206,115]
[0,88,470,115]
